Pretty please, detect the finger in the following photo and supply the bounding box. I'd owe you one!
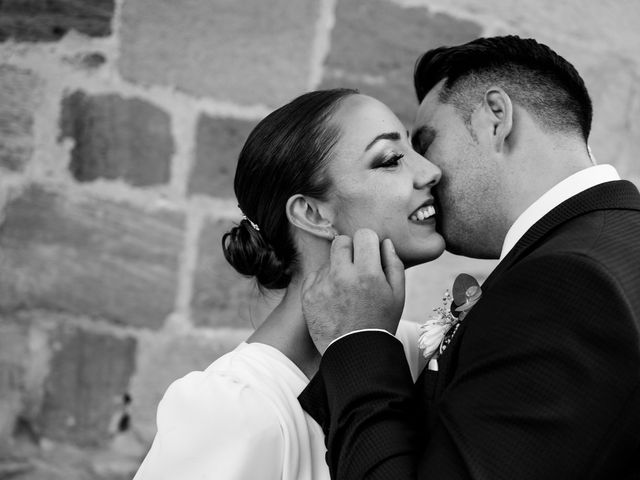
[381,238,405,297]
[330,235,353,269]
[353,229,383,275]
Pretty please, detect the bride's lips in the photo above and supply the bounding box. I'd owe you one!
[409,199,437,224]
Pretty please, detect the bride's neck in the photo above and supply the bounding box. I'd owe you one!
[246,275,321,379]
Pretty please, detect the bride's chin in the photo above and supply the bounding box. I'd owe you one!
[399,237,446,268]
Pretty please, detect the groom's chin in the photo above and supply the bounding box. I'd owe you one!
[444,241,499,260]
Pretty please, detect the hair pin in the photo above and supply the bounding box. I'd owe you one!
[242,214,260,232]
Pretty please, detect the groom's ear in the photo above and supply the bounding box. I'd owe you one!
[286,194,337,241]
[479,86,513,153]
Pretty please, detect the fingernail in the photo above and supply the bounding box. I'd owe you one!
[386,238,395,252]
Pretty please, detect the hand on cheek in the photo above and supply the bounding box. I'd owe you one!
[302,229,406,355]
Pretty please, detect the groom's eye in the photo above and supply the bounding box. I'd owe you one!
[412,128,435,155]
[412,136,425,154]
[417,137,432,155]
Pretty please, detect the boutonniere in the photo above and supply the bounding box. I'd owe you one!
[419,274,482,367]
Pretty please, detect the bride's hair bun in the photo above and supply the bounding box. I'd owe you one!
[222,219,291,290]
[223,88,358,290]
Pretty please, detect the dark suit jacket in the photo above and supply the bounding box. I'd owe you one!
[299,180,640,479]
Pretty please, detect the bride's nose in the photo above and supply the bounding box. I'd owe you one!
[412,155,441,189]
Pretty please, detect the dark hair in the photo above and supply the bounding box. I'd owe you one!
[222,89,358,290]
[414,35,592,140]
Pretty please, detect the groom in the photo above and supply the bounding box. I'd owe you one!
[298,36,640,479]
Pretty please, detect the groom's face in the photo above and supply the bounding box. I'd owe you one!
[412,81,502,258]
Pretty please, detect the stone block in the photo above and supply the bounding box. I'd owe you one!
[129,331,248,442]
[0,0,114,42]
[37,326,136,447]
[0,320,29,441]
[0,185,185,329]
[321,0,482,126]
[188,115,256,198]
[0,66,42,172]
[191,218,280,328]
[62,52,107,70]
[0,459,33,479]
[118,0,320,105]
[60,91,173,187]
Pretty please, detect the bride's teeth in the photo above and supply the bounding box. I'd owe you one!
[410,205,436,222]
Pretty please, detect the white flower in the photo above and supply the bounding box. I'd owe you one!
[418,315,454,360]
[418,277,482,361]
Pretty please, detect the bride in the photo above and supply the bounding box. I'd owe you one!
[133,88,445,479]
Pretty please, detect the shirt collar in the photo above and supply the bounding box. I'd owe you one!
[500,164,621,260]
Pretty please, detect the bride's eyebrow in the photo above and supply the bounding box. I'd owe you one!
[364,132,402,151]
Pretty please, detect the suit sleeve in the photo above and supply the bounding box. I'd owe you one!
[300,253,640,479]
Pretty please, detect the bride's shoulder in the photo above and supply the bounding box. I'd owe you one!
[139,347,286,478]
[156,345,282,437]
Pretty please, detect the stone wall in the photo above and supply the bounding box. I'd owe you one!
[0,0,638,478]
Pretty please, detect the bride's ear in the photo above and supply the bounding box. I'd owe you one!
[286,194,337,241]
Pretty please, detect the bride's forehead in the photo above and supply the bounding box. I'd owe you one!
[333,95,402,135]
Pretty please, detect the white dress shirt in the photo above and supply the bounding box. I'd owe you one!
[500,164,621,260]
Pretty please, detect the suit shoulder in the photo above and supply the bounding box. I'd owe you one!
[531,209,640,302]
[540,207,640,259]
[502,250,618,295]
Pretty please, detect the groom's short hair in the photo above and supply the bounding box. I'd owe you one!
[414,35,592,141]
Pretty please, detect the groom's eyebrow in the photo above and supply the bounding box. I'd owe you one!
[364,132,402,151]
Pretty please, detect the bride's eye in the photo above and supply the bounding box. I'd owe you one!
[375,152,404,169]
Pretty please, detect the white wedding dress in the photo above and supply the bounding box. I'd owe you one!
[133,320,426,480]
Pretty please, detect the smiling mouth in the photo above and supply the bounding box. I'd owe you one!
[409,204,436,222]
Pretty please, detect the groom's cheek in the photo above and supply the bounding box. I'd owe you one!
[433,190,445,235]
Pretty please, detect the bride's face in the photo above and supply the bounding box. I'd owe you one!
[324,94,446,267]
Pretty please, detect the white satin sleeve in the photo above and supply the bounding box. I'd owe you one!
[395,319,428,382]
[133,370,284,480]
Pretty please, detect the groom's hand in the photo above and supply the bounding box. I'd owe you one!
[302,229,405,355]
